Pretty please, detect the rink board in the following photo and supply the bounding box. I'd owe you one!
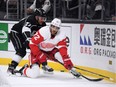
[0,21,116,83]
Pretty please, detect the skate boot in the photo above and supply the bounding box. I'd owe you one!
[42,65,54,73]
[7,64,18,75]
[70,67,81,78]
[11,64,29,77]
[42,62,54,73]
[7,61,18,75]
[17,64,29,76]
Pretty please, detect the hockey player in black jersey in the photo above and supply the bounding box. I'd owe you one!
[7,8,53,75]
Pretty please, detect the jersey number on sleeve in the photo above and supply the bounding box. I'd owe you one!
[33,32,40,40]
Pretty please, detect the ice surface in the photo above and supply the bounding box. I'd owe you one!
[0,65,115,87]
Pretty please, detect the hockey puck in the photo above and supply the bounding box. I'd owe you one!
[60,70,64,72]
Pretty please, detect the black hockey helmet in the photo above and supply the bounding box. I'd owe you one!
[33,8,46,17]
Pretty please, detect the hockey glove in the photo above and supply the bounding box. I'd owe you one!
[25,38,31,49]
[63,58,73,70]
[29,44,47,64]
[59,47,73,70]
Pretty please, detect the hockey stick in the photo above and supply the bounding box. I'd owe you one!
[55,60,103,82]
[40,53,103,81]
[74,66,110,80]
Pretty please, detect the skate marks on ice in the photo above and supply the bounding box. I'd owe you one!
[0,65,115,87]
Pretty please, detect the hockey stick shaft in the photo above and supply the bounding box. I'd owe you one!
[55,59,103,81]
[44,53,103,81]
[74,66,110,79]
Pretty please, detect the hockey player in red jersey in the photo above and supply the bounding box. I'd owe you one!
[7,8,53,75]
[20,18,80,78]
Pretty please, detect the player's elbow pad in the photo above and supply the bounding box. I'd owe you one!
[22,31,31,41]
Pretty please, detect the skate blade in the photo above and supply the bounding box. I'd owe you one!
[43,70,54,74]
[73,75,82,79]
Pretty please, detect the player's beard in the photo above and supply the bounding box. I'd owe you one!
[38,20,43,25]
[50,28,58,38]
[36,16,44,25]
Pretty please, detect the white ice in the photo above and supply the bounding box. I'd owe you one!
[0,65,115,87]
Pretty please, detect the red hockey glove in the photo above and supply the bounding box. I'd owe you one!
[59,47,73,70]
[63,57,73,70]
[29,44,47,64]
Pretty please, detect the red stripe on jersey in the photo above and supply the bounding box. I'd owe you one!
[57,38,67,46]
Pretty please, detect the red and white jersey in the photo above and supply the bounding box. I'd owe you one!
[30,26,67,51]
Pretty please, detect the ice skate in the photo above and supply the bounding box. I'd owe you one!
[42,65,54,74]
[11,64,28,77]
[70,67,81,78]
[17,64,29,76]
[7,64,17,75]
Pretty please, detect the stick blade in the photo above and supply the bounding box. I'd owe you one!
[81,75,104,81]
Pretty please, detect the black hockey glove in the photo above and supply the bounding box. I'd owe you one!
[25,39,30,49]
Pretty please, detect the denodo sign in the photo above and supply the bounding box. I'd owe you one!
[0,23,8,50]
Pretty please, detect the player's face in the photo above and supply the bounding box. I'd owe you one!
[50,25,60,36]
[36,16,46,24]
